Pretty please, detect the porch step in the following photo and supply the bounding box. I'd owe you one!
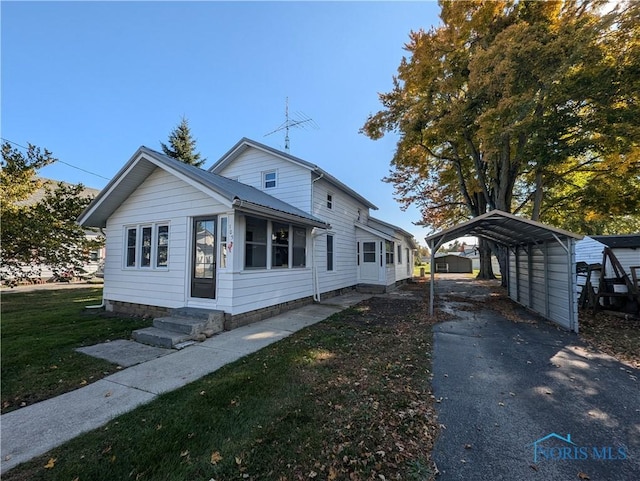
[132,308,225,349]
[132,327,193,350]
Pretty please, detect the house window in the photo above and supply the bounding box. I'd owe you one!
[327,234,334,271]
[219,217,229,269]
[363,242,376,262]
[156,225,169,267]
[406,248,411,275]
[141,227,153,267]
[397,245,402,264]
[124,223,169,269]
[327,193,333,209]
[263,171,277,189]
[244,216,306,270]
[293,227,306,267]
[385,241,394,265]
[245,216,267,269]
[126,228,137,267]
[272,222,289,268]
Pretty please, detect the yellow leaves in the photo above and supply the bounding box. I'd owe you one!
[44,457,56,469]
[210,451,223,465]
[578,472,591,480]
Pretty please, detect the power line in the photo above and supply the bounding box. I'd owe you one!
[1,137,111,181]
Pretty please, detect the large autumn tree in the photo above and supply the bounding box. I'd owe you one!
[160,116,206,167]
[1,142,102,285]
[362,0,640,278]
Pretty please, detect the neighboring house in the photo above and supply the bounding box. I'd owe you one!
[78,138,417,326]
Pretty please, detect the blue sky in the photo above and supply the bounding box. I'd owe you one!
[2,1,443,245]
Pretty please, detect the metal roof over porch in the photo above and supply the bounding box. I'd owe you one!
[424,210,583,332]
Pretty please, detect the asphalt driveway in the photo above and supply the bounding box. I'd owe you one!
[431,277,640,481]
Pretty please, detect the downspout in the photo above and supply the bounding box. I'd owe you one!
[311,173,325,302]
[312,227,325,302]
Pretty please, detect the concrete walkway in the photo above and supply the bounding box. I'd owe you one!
[0,292,369,474]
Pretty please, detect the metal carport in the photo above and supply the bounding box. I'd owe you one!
[425,210,583,332]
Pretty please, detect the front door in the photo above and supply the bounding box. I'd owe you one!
[191,217,216,299]
[360,241,379,282]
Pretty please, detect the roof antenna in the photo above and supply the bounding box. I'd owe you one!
[264,97,318,152]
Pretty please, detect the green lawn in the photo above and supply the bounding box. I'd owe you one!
[3,294,438,481]
[413,264,430,277]
[1,288,152,413]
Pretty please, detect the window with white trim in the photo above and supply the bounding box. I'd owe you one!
[385,240,394,265]
[126,228,137,267]
[327,235,334,271]
[156,225,169,267]
[397,245,402,264]
[219,217,229,269]
[244,216,306,269]
[263,170,277,189]
[293,227,306,267]
[124,223,169,269]
[272,222,289,268]
[327,193,333,209]
[245,217,268,268]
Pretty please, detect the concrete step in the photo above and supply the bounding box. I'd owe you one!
[171,307,225,323]
[153,316,211,335]
[132,327,193,349]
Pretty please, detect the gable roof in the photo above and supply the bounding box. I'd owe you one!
[425,210,582,249]
[368,216,418,249]
[78,146,328,229]
[209,137,378,210]
[590,234,640,249]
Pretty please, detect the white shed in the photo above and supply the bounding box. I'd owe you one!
[425,210,583,332]
[576,235,640,279]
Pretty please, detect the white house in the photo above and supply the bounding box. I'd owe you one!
[78,138,417,327]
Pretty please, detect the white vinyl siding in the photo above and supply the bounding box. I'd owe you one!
[312,178,367,293]
[104,168,228,310]
[215,149,313,212]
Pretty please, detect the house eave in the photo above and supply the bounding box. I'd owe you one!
[232,199,329,229]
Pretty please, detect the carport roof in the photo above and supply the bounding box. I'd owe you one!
[424,210,582,249]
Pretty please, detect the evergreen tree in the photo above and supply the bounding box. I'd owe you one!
[160,116,206,167]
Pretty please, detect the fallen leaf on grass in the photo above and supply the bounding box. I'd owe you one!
[210,451,222,464]
[44,457,56,469]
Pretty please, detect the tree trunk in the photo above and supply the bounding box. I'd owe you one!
[476,237,496,280]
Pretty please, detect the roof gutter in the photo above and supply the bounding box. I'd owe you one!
[232,199,329,229]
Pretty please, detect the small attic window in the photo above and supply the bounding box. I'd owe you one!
[327,193,333,209]
[263,171,277,189]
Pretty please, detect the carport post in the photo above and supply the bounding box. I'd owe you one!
[427,237,445,317]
